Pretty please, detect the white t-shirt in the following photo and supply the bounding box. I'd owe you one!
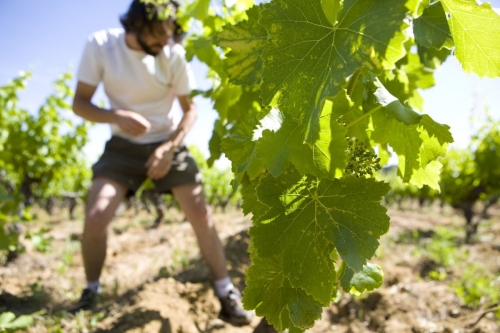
[76,28,196,144]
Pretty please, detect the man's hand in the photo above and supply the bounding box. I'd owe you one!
[114,110,151,137]
[145,145,175,180]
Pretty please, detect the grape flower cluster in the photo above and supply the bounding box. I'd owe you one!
[344,138,381,177]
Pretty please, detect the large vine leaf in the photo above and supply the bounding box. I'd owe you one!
[417,45,451,69]
[380,51,437,112]
[253,110,300,178]
[372,110,422,181]
[419,114,454,146]
[297,97,349,178]
[259,0,410,142]
[221,114,264,179]
[226,85,262,123]
[340,262,384,294]
[370,77,453,184]
[185,35,226,78]
[255,91,351,179]
[207,119,225,166]
[212,82,242,121]
[179,0,211,24]
[213,5,268,85]
[342,75,371,143]
[441,0,500,77]
[410,160,442,190]
[414,2,454,49]
[407,0,430,18]
[243,253,323,332]
[321,0,343,25]
[248,168,390,304]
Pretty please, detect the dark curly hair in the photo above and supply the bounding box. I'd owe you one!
[120,0,185,43]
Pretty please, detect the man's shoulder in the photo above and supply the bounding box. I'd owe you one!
[164,43,188,66]
[86,28,124,47]
[169,43,187,58]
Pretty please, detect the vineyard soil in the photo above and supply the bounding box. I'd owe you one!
[1,204,499,333]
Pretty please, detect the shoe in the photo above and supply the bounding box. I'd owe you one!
[68,288,96,314]
[218,287,254,326]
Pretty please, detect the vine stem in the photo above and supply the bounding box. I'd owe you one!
[346,70,361,97]
[345,105,383,129]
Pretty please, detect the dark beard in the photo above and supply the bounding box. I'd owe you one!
[137,33,162,56]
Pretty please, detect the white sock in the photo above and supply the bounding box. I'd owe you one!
[214,277,234,298]
[86,280,101,294]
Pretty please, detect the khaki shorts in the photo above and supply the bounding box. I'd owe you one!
[92,136,203,196]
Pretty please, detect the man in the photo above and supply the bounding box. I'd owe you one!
[69,0,253,325]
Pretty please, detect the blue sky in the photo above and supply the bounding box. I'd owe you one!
[1,0,499,167]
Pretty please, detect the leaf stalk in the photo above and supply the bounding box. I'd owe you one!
[346,70,361,97]
[345,105,383,129]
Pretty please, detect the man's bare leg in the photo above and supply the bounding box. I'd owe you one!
[82,177,127,283]
[172,183,254,324]
[172,184,227,280]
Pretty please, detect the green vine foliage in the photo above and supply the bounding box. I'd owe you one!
[0,72,91,254]
[152,0,500,330]
[439,115,500,241]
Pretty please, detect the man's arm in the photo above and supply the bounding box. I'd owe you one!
[145,95,196,180]
[72,81,151,137]
[162,94,196,150]
[73,81,114,123]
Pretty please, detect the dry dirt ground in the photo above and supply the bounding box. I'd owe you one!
[0,202,499,333]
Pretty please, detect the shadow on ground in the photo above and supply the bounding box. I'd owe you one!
[92,310,172,333]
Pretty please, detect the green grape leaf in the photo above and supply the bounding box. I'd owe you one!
[240,174,265,218]
[255,92,351,179]
[321,0,343,26]
[221,114,264,179]
[340,262,384,294]
[441,0,500,77]
[185,35,225,78]
[254,109,298,177]
[409,0,431,18]
[212,83,242,121]
[207,119,225,167]
[382,69,426,111]
[249,168,390,304]
[370,77,423,181]
[418,130,448,168]
[181,0,211,23]
[226,85,262,123]
[417,45,452,69]
[414,2,454,49]
[372,77,422,125]
[410,160,442,190]
[377,143,392,166]
[243,253,322,332]
[370,77,451,184]
[302,91,352,175]
[379,50,437,111]
[259,0,410,142]
[416,122,452,187]
[342,77,370,142]
[372,111,421,182]
[214,5,268,85]
[419,114,454,146]
[298,98,348,178]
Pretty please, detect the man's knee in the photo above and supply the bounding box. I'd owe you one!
[84,210,111,237]
[187,204,213,229]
